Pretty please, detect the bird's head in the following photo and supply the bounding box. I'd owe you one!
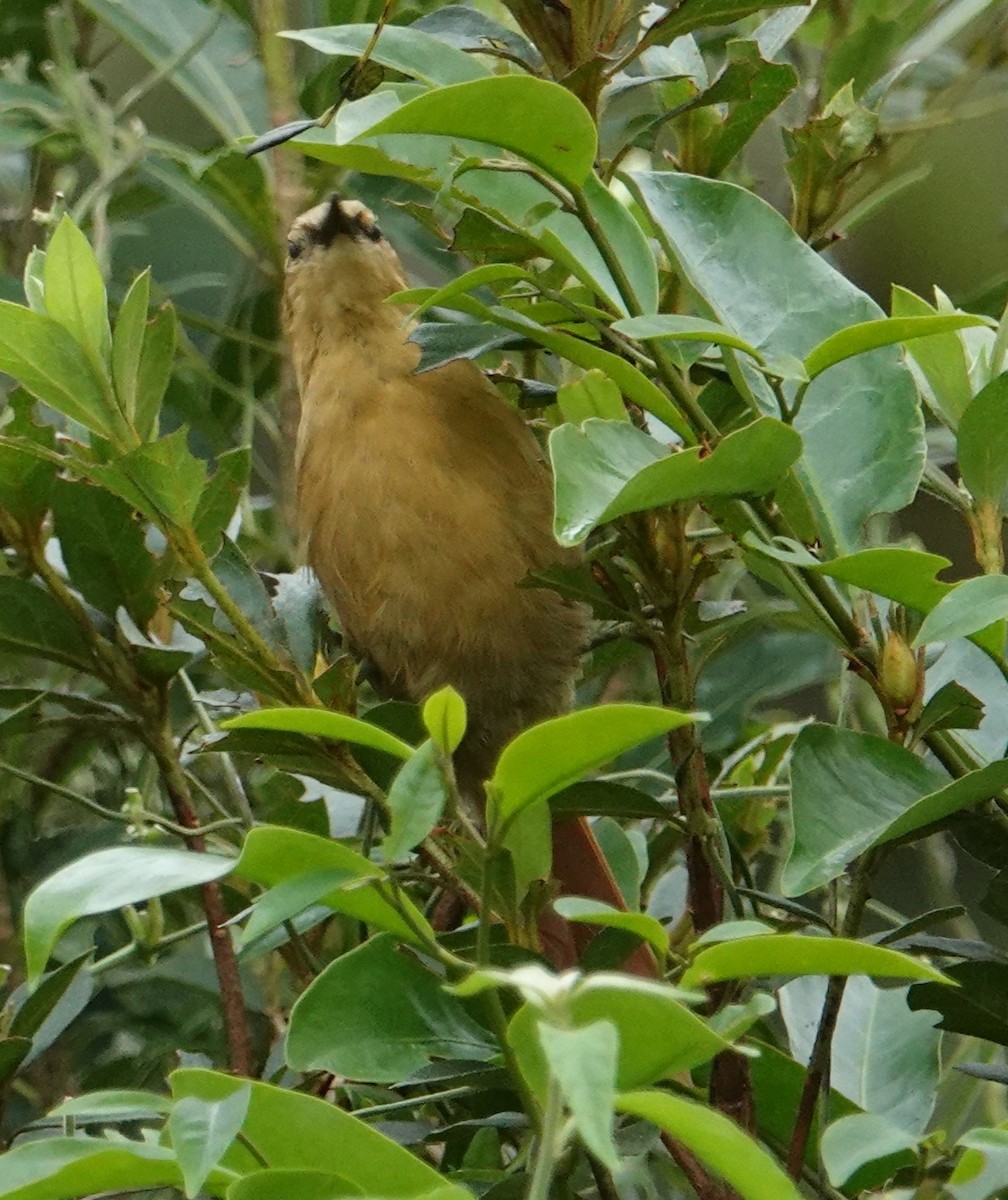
[282,193,408,341]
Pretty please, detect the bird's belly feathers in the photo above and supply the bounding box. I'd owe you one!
[295,363,586,769]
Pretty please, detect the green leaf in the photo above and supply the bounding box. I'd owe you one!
[287,934,495,1083]
[222,707,413,759]
[820,1113,918,1188]
[804,314,992,381]
[556,370,628,423]
[550,417,801,545]
[0,396,57,524]
[193,447,251,556]
[617,1089,803,1200]
[891,285,973,425]
[613,313,763,360]
[581,173,659,314]
[8,951,93,1043]
[507,975,730,1092]
[0,576,96,672]
[112,269,151,426]
[914,575,1008,649]
[51,480,159,624]
[781,975,941,1134]
[284,23,488,86]
[628,171,924,551]
[228,1171,362,1200]
[238,869,352,949]
[812,547,953,613]
[170,1067,458,1195]
[0,300,114,437]
[47,1090,172,1121]
[87,427,206,527]
[785,724,942,895]
[233,826,433,946]
[361,76,597,188]
[704,40,798,176]
[23,846,233,981]
[539,1021,619,1168]
[640,0,810,48]
[489,704,697,831]
[909,961,1008,1047]
[958,372,1008,507]
[168,1088,250,1199]
[394,264,530,320]
[380,740,447,862]
[553,898,668,957]
[948,1127,1008,1200]
[681,934,949,988]
[134,302,176,440]
[422,686,467,754]
[0,1138,234,1200]
[43,216,111,373]
[77,0,267,140]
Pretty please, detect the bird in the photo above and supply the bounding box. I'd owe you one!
[282,193,653,973]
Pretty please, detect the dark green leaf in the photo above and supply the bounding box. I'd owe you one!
[51,480,159,624]
[88,427,206,528]
[0,394,57,524]
[409,319,528,373]
[916,681,985,738]
[909,961,1008,1046]
[0,576,96,672]
[640,0,809,49]
[192,447,250,556]
[287,935,495,1082]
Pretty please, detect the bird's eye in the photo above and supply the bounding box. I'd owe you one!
[287,240,302,260]
[365,224,382,243]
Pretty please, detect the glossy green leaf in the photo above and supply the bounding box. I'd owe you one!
[958,371,1008,507]
[380,740,447,862]
[785,724,942,895]
[613,313,762,360]
[170,1068,456,1195]
[914,575,1008,649]
[228,1171,361,1200]
[628,171,924,551]
[47,1090,172,1121]
[77,0,267,140]
[892,285,973,425]
[539,1021,619,1167]
[804,314,992,381]
[554,897,668,956]
[489,704,697,830]
[221,707,413,759]
[43,216,111,372]
[0,576,97,672]
[233,826,432,946]
[812,547,954,613]
[362,76,597,188]
[0,1138,234,1200]
[0,300,114,437]
[112,270,151,425]
[422,685,467,754]
[681,934,948,988]
[284,23,488,86]
[821,1113,918,1188]
[508,974,728,1094]
[617,1089,803,1200]
[23,846,234,980]
[168,1088,250,1199]
[287,934,495,1082]
[550,417,801,545]
[393,264,530,320]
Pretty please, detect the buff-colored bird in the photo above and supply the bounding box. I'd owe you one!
[283,194,650,972]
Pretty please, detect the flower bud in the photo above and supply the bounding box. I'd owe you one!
[880,630,920,714]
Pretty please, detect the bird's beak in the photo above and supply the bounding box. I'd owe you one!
[312,193,357,247]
